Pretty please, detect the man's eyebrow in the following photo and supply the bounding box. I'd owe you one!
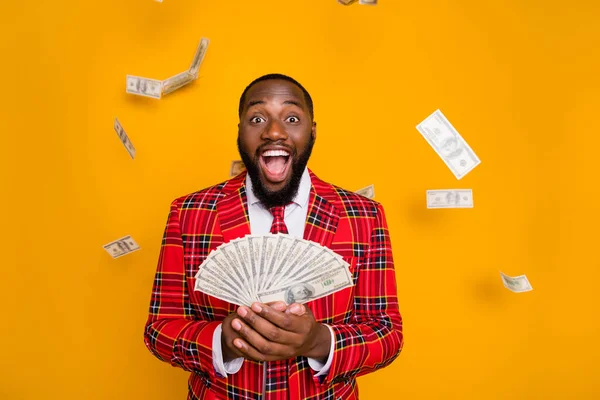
[246,100,265,109]
[283,100,304,109]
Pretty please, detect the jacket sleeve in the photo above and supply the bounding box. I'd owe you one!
[318,203,404,385]
[143,200,222,382]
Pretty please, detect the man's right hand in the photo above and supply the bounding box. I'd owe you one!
[221,312,246,363]
[221,302,293,363]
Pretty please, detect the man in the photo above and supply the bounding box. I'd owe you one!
[144,73,403,399]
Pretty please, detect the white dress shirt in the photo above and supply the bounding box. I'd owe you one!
[212,168,335,378]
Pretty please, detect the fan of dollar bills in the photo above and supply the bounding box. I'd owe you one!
[194,234,354,306]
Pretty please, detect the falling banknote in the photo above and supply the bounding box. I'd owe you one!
[188,38,210,78]
[356,184,375,199]
[126,38,209,99]
[126,75,162,99]
[162,71,196,95]
[103,235,140,259]
[427,189,473,209]
[359,0,378,4]
[500,272,533,293]
[338,0,358,4]
[416,109,481,180]
[114,118,136,159]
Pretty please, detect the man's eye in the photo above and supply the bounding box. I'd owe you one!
[250,116,265,123]
[286,116,299,123]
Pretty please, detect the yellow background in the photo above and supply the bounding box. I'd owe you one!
[1,0,599,399]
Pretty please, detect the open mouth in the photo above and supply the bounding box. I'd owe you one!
[259,149,292,184]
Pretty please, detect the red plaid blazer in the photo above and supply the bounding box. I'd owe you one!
[144,170,403,400]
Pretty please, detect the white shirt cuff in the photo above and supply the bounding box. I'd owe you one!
[307,325,335,377]
[212,323,244,378]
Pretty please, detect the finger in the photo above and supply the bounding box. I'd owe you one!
[266,301,287,312]
[231,318,295,361]
[236,307,296,344]
[222,319,247,359]
[249,303,305,333]
[231,338,265,362]
[285,303,307,316]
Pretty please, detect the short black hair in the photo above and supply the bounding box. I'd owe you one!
[238,73,314,120]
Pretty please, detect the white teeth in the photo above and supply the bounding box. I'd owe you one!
[262,149,289,157]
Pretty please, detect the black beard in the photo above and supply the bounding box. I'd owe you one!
[237,136,314,210]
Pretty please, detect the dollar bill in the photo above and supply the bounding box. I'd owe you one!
[500,272,533,293]
[359,0,378,4]
[113,118,136,159]
[126,75,162,99]
[230,160,246,177]
[162,71,195,95]
[205,248,255,305]
[195,259,250,305]
[338,0,358,4]
[194,276,244,305]
[427,189,473,209]
[416,109,481,180]
[276,250,348,290]
[258,265,353,305]
[189,38,210,79]
[103,235,140,259]
[355,184,375,199]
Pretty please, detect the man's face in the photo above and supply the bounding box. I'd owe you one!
[238,79,316,207]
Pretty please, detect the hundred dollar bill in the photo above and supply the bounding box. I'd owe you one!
[194,276,245,305]
[355,184,375,199]
[338,0,358,4]
[195,259,249,305]
[103,235,140,259]
[126,75,162,99]
[188,38,210,78]
[114,118,136,159]
[500,272,533,293]
[258,265,354,305]
[276,250,348,290]
[359,0,378,4]
[230,160,246,176]
[427,189,473,209]
[416,109,481,180]
[162,71,195,95]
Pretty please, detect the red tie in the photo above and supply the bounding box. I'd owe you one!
[266,204,289,399]
[269,205,289,234]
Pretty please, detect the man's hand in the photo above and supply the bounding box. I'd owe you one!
[220,302,287,362]
[229,302,331,363]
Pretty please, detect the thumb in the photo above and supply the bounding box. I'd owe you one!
[286,303,306,316]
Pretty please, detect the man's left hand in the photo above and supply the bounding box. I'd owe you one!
[230,302,331,363]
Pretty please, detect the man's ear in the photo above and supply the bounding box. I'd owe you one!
[311,121,317,140]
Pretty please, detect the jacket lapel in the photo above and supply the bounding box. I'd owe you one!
[303,170,340,248]
[216,172,251,243]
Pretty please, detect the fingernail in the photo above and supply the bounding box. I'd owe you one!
[290,304,301,314]
[237,307,247,317]
[234,339,244,349]
[251,303,263,313]
[232,319,242,331]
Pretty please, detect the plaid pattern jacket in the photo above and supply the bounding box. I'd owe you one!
[144,170,403,400]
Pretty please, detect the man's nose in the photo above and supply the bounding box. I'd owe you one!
[262,119,288,141]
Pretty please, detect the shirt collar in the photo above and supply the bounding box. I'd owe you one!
[245,167,311,210]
